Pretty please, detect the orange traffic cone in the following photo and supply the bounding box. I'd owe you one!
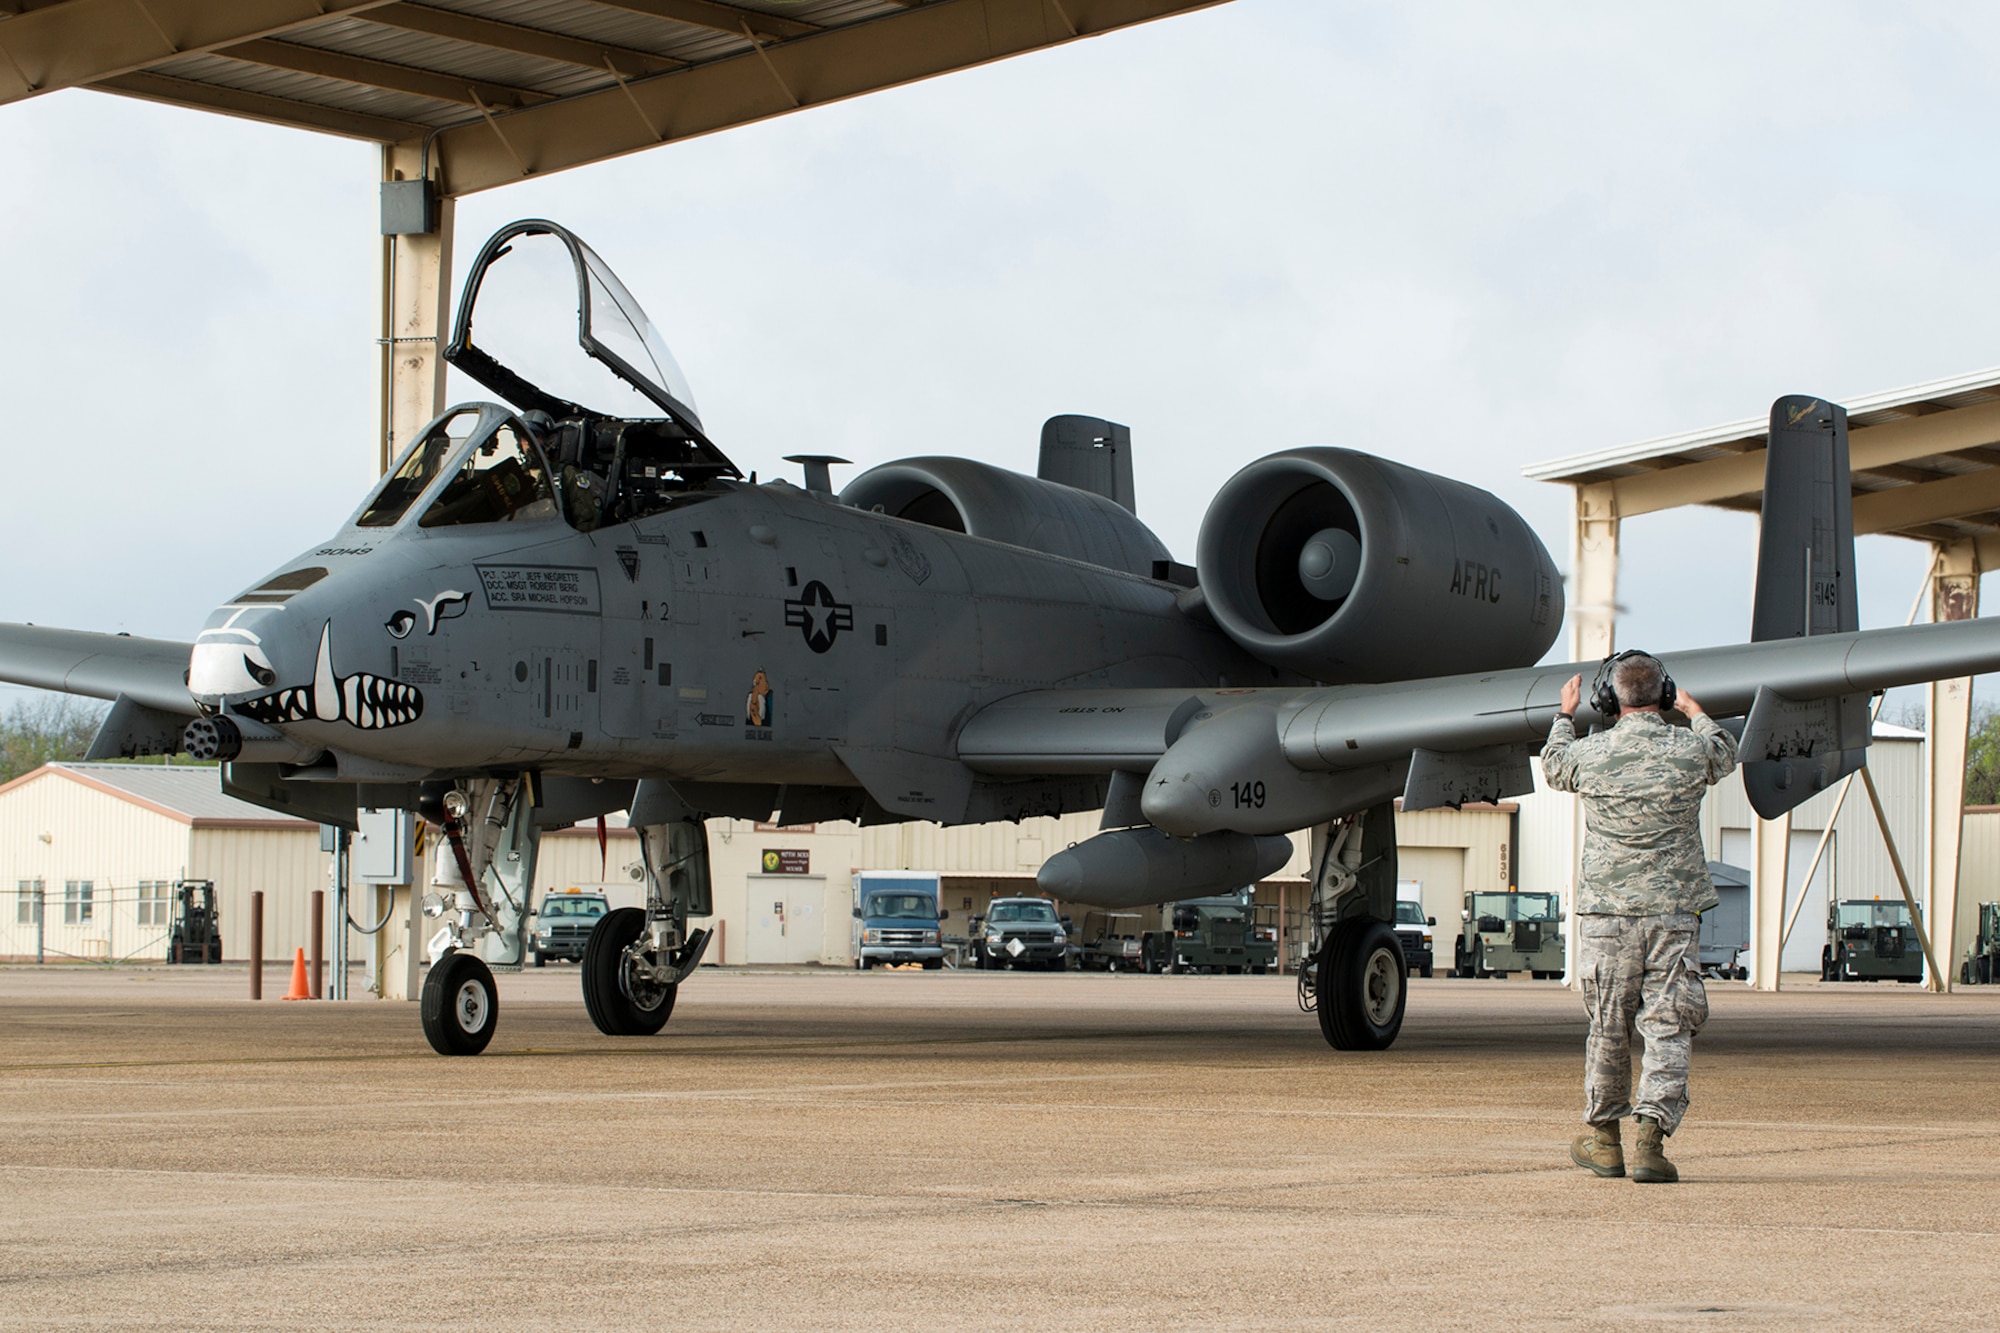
[282,947,311,1001]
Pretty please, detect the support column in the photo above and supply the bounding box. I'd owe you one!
[1570,482,1620,664]
[1559,483,1620,984]
[1751,812,1791,991]
[378,140,456,475]
[374,143,450,1002]
[1926,539,1979,992]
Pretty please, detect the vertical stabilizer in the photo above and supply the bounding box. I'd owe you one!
[1741,395,1869,817]
[1039,415,1136,514]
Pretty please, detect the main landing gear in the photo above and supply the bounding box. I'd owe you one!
[1297,801,1407,1051]
[581,817,712,1037]
[416,778,715,1055]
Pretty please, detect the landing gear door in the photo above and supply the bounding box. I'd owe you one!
[444,218,739,476]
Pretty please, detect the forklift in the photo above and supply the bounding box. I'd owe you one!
[167,879,222,964]
[1960,902,2000,985]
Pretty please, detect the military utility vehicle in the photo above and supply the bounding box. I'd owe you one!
[1392,899,1435,978]
[1454,890,1564,979]
[1141,891,1277,974]
[531,890,608,966]
[970,897,1068,970]
[1822,898,1922,983]
[1960,902,2000,984]
[1078,911,1146,971]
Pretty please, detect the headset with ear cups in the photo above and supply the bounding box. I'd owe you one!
[1589,649,1675,717]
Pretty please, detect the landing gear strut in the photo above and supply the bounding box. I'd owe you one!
[418,777,539,1056]
[1297,801,1406,1051]
[580,810,712,1038]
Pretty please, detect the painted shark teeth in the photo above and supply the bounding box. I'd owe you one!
[233,621,424,731]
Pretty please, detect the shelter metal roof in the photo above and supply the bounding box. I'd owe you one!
[13,763,315,825]
[1523,366,2000,555]
[0,0,1227,195]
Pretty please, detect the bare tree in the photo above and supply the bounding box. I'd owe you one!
[0,695,109,785]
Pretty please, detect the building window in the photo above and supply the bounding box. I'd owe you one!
[16,880,42,925]
[63,880,92,925]
[137,881,171,927]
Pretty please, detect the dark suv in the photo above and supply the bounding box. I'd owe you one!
[532,891,609,966]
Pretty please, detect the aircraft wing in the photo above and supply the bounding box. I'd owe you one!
[0,623,196,716]
[956,614,2000,833]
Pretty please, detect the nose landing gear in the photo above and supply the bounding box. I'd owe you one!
[421,948,499,1055]
[417,777,538,1056]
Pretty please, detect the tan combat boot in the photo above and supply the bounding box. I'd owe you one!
[1630,1115,1678,1184]
[1570,1121,1624,1177]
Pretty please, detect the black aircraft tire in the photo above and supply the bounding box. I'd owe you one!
[1315,920,1408,1052]
[582,907,675,1037]
[421,949,498,1057]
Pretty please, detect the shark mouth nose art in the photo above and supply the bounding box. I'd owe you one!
[237,622,423,730]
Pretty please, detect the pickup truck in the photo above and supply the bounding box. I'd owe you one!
[970,897,1069,970]
[531,890,609,966]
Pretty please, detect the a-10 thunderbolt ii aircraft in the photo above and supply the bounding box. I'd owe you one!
[6,218,1999,1056]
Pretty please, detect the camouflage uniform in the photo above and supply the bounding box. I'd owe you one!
[1542,711,1737,1133]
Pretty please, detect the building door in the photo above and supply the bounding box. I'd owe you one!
[1720,827,1833,973]
[745,875,824,964]
[1397,847,1466,957]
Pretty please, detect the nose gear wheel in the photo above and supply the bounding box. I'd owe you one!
[420,949,499,1056]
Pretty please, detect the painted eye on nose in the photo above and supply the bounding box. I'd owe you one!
[386,610,417,639]
[243,655,277,688]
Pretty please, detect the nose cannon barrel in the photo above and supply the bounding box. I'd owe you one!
[182,715,321,765]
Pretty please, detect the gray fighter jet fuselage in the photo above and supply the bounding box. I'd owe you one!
[190,438,1289,817]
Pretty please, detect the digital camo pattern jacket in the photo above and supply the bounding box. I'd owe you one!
[1541,711,1739,916]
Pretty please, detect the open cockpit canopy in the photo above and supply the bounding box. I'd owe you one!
[444,219,739,483]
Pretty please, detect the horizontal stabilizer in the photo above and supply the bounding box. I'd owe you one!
[1402,743,1538,812]
[1738,684,1870,761]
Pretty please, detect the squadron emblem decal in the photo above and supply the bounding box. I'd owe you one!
[745,667,774,739]
[784,581,853,653]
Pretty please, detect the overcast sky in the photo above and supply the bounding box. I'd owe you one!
[3,1,1996,715]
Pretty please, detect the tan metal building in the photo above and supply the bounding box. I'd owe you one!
[0,763,328,964]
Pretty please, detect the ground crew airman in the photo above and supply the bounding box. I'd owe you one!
[1541,652,1738,1183]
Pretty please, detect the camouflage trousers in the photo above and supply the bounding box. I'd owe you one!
[1575,912,1709,1134]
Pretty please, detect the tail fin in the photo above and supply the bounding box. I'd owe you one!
[1740,395,1870,817]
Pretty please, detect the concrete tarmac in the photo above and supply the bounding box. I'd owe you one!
[2,965,1998,1331]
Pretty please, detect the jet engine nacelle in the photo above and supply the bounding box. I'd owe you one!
[841,456,1170,578]
[1195,448,1563,683]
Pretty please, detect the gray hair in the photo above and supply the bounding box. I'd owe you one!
[1612,654,1665,710]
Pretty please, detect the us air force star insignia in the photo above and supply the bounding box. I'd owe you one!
[784,580,854,653]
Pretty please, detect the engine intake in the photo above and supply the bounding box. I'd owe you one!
[1195,448,1562,682]
[841,456,1169,578]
